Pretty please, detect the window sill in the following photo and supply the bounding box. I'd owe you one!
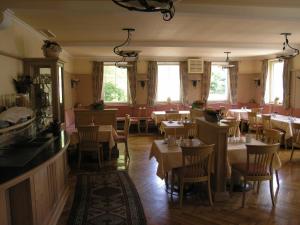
[207,100,229,104]
[104,102,130,106]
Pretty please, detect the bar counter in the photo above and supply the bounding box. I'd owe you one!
[0,131,70,225]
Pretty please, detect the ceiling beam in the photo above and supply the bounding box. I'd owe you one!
[60,40,284,50]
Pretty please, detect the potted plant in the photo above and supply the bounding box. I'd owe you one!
[191,100,206,109]
[13,75,32,94]
[274,97,279,105]
[91,100,104,110]
[41,40,62,58]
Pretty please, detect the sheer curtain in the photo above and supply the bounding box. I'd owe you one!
[200,61,211,102]
[92,61,103,102]
[261,59,268,105]
[147,61,158,106]
[127,61,137,105]
[282,58,291,109]
[229,61,239,104]
[180,61,189,104]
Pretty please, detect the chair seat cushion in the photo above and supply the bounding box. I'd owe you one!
[232,163,270,176]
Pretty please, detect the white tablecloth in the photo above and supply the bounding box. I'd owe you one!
[257,114,300,139]
[151,111,190,125]
[227,109,251,120]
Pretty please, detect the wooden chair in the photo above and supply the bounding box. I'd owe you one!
[251,108,263,114]
[115,114,131,162]
[77,125,102,169]
[231,144,279,207]
[261,114,272,130]
[223,120,240,138]
[164,127,186,139]
[171,144,215,207]
[247,112,263,140]
[290,123,300,161]
[263,129,283,187]
[166,113,181,121]
[184,123,198,139]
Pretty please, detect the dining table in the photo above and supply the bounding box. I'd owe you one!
[257,114,300,139]
[149,138,204,179]
[151,110,190,125]
[227,108,252,120]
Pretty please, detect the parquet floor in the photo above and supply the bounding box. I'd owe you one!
[58,135,300,225]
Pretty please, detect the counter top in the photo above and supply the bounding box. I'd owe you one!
[0,130,70,185]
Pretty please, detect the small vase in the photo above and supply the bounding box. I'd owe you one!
[43,48,60,58]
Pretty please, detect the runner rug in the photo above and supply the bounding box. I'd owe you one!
[68,171,147,225]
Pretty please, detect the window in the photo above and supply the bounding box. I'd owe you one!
[208,63,229,101]
[156,62,180,102]
[103,63,128,103]
[264,60,284,104]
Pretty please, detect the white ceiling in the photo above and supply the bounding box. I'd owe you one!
[2,0,300,60]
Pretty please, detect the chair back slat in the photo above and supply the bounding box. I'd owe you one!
[78,125,99,150]
[124,114,131,137]
[246,144,279,176]
[181,144,214,178]
[223,120,240,137]
[264,128,282,144]
[184,123,197,138]
[292,123,300,145]
[262,114,272,129]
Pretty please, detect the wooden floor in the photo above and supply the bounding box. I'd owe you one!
[58,135,300,225]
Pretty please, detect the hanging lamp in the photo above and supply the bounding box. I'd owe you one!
[222,52,235,69]
[113,28,140,68]
[112,0,175,21]
[277,33,299,60]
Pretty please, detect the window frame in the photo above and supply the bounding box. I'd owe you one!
[264,59,284,105]
[156,62,181,103]
[102,62,130,104]
[207,62,230,103]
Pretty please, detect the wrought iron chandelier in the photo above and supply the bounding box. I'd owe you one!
[222,52,235,69]
[277,33,299,60]
[112,0,175,21]
[113,28,140,68]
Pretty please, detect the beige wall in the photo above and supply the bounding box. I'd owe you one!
[291,55,300,108]
[0,15,74,110]
[237,60,262,104]
[0,17,43,95]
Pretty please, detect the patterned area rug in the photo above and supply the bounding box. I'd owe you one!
[68,171,147,225]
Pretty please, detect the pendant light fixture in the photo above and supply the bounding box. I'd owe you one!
[112,0,175,21]
[277,33,299,60]
[113,28,140,68]
[222,52,235,69]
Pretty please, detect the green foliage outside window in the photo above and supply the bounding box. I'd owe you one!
[209,70,226,94]
[104,82,126,102]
